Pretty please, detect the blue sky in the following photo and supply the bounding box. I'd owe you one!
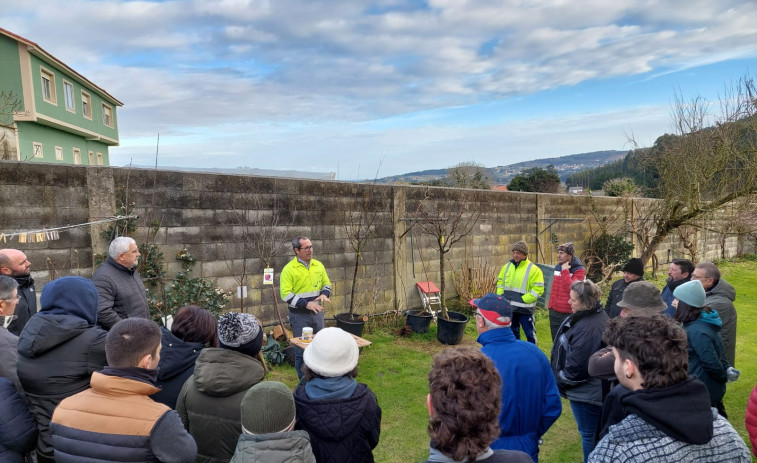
[5,0,757,180]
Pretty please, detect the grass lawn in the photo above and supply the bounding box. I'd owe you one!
[267,257,757,463]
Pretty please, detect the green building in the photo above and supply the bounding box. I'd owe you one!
[0,27,122,165]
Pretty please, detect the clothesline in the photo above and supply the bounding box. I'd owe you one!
[0,214,139,244]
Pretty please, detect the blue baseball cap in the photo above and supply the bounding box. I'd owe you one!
[470,293,513,326]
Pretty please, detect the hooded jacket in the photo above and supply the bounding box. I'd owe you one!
[588,376,750,462]
[477,328,561,459]
[548,256,586,314]
[92,257,148,330]
[230,430,316,463]
[151,326,205,409]
[0,377,37,463]
[704,278,737,367]
[176,348,266,463]
[6,274,36,336]
[684,310,729,404]
[16,276,108,460]
[550,305,608,406]
[294,382,381,463]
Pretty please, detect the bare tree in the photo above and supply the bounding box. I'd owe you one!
[411,190,481,319]
[445,161,492,189]
[627,75,757,266]
[0,91,26,161]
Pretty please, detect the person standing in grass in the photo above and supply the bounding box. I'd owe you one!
[471,293,561,462]
[547,242,586,342]
[424,347,532,463]
[496,241,544,344]
[588,314,750,462]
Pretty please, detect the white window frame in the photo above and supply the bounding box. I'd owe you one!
[73,148,81,165]
[88,150,95,165]
[63,80,75,112]
[96,152,104,165]
[33,142,43,158]
[102,103,113,127]
[55,146,63,160]
[81,91,92,119]
[40,67,57,104]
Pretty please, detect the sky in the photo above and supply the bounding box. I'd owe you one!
[5,0,757,180]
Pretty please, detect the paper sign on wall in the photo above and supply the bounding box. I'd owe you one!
[263,267,274,285]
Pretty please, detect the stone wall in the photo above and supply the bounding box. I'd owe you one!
[1,161,753,324]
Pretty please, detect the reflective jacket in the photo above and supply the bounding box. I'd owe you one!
[280,258,332,315]
[496,258,544,314]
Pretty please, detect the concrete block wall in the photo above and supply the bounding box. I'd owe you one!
[1,161,754,325]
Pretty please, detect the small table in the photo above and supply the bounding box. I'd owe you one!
[290,333,372,349]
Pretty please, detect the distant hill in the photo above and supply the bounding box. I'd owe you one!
[376,150,627,184]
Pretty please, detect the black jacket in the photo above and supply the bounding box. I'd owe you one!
[550,305,609,406]
[604,277,642,319]
[294,382,381,463]
[92,257,148,330]
[6,275,36,336]
[0,377,37,463]
[16,277,108,460]
[151,327,205,409]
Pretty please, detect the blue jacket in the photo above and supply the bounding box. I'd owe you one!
[661,277,691,317]
[478,328,562,460]
[684,310,729,404]
[0,377,37,463]
[151,327,205,409]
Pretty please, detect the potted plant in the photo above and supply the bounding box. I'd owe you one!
[413,192,481,344]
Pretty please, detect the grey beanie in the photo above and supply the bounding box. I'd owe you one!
[511,241,529,255]
[240,381,296,434]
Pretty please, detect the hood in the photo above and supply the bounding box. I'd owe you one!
[39,276,98,325]
[157,327,204,381]
[294,383,372,441]
[621,376,714,444]
[698,309,722,328]
[191,347,265,396]
[707,279,736,303]
[17,312,92,357]
[236,431,314,462]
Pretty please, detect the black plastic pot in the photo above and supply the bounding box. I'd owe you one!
[436,311,469,345]
[404,310,433,334]
[336,313,366,337]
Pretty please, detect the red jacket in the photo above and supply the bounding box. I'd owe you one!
[548,257,586,314]
[747,383,757,456]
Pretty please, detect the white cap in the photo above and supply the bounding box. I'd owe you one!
[303,327,359,377]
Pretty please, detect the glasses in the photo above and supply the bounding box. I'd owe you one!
[298,245,313,251]
[3,295,20,302]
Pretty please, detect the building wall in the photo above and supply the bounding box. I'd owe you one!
[16,123,110,164]
[1,161,752,325]
[0,35,24,117]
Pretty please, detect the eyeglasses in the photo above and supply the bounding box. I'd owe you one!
[298,246,313,251]
[3,295,20,302]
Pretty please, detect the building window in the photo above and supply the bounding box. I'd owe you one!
[88,150,95,165]
[102,103,113,127]
[96,152,104,165]
[63,81,75,112]
[73,148,81,165]
[33,142,43,158]
[81,91,91,119]
[55,146,63,160]
[40,67,56,104]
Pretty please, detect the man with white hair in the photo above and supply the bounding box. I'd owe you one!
[92,237,148,330]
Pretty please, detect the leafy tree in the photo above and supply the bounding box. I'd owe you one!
[508,165,560,193]
[603,177,640,197]
[445,162,492,189]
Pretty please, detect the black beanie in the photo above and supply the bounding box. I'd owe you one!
[218,312,264,358]
[622,258,644,277]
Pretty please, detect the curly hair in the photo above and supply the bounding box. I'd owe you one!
[171,305,219,348]
[427,347,502,461]
[602,314,689,389]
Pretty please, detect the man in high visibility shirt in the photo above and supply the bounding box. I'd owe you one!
[496,241,544,344]
[280,236,332,379]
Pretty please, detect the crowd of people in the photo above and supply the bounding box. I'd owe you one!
[0,238,755,462]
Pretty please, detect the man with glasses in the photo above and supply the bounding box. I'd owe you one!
[692,262,737,367]
[0,275,25,398]
[0,249,37,336]
[280,236,332,379]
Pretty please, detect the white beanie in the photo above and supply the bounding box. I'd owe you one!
[303,327,359,377]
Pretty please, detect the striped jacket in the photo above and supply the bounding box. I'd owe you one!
[496,258,545,314]
[280,258,332,315]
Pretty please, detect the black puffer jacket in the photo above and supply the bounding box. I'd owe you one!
[0,377,37,463]
[16,276,107,461]
[6,275,36,336]
[151,326,205,409]
[176,348,266,463]
[550,305,608,406]
[294,383,381,463]
[92,257,148,330]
